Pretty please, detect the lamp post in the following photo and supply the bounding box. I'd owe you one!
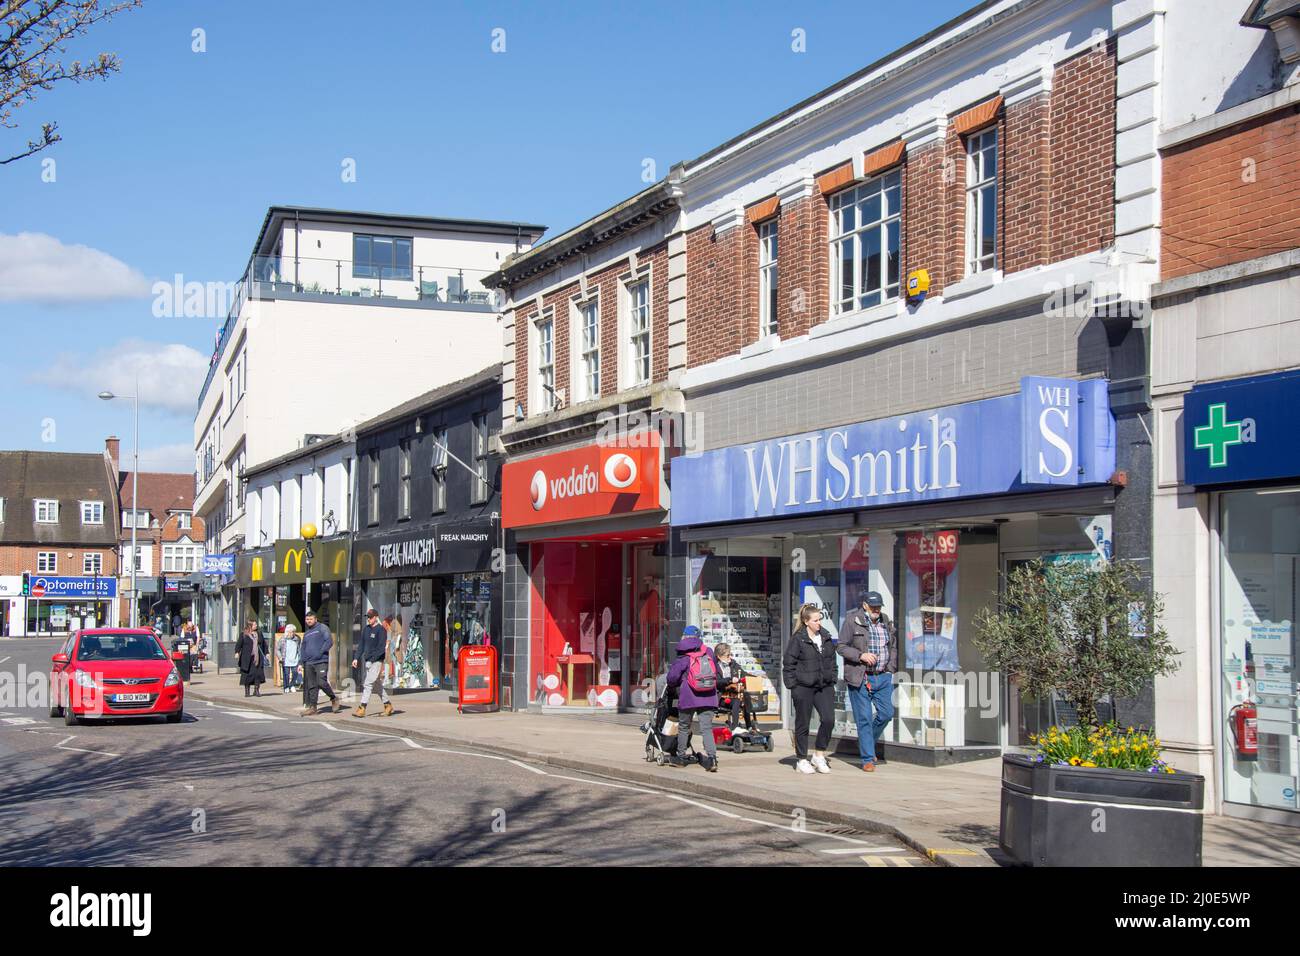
[301,522,318,617]
[99,379,139,628]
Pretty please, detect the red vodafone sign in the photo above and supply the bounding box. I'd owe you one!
[504,436,662,529]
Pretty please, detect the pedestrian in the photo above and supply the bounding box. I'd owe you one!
[172,612,182,636]
[715,642,758,733]
[235,621,268,698]
[300,610,341,715]
[281,624,302,695]
[664,625,720,772]
[837,591,898,772]
[352,608,394,717]
[783,603,839,775]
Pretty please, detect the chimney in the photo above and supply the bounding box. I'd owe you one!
[105,436,120,473]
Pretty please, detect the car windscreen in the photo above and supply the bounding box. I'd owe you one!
[76,634,167,662]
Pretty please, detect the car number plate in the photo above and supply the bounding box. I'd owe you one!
[112,693,150,703]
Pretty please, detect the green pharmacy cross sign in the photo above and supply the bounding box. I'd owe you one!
[1193,402,1243,469]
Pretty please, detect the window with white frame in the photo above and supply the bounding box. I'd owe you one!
[0,497,5,522]
[399,440,412,520]
[122,509,150,530]
[965,127,998,274]
[122,545,150,576]
[80,500,104,525]
[368,450,381,524]
[758,219,779,336]
[431,427,448,514]
[535,313,555,411]
[35,499,59,524]
[176,511,192,530]
[83,552,103,575]
[471,413,490,504]
[829,170,901,314]
[163,542,203,573]
[37,551,57,573]
[626,277,651,386]
[577,297,600,400]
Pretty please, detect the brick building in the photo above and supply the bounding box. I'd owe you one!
[489,0,1162,745]
[0,443,121,636]
[1150,0,1300,822]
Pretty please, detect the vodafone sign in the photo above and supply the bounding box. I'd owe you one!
[504,439,662,528]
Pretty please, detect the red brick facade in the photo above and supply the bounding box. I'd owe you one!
[684,42,1117,369]
[1162,103,1300,280]
[511,239,674,412]
[0,545,117,578]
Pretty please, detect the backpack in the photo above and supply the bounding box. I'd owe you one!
[686,649,717,693]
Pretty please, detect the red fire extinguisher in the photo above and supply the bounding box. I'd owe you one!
[1229,702,1258,760]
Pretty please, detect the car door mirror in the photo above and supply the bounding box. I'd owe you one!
[51,653,69,665]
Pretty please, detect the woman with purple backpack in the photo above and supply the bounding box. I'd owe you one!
[665,625,720,772]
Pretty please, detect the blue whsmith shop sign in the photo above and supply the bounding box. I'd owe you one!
[671,377,1116,526]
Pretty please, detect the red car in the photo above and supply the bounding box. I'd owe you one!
[49,628,184,725]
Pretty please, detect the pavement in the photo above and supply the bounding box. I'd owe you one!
[182,667,1300,868]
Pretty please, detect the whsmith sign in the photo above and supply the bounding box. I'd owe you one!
[670,377,1115,526]
[1183,369,1300,487]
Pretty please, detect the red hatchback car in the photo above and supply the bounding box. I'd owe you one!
[49,628,184,725]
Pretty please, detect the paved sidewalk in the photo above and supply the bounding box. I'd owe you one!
[185,669,1299,867]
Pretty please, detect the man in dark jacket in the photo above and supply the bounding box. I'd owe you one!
[664,626,720,772]
[352,608,393,718]
[837,591,897,771]
[300,611,341,716]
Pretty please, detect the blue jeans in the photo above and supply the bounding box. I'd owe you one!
[847,673,894,764]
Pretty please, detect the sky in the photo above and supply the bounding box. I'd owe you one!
[1,0,975,474]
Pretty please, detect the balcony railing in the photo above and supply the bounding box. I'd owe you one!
[197,253,499,411]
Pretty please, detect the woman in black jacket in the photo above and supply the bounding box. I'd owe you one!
[783,603,839,775]
[235,622,269,697]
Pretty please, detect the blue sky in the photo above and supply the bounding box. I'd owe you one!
[1,0,974,472]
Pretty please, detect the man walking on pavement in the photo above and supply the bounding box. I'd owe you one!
[353,608,393,717]
[300,610,341,716]
[837,591,897,772]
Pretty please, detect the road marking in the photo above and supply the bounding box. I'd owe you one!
[216,710,285,720]
[399,737,423,749]
[546,773,654,792]
[0,656,11,665]
[54,735,120,758]
[818,845,907,855]
[2,717,38,725]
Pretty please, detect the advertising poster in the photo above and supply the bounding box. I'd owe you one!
[904,530,961,671]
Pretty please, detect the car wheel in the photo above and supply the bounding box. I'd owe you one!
[64,705,80,727]
[166,709,183,724]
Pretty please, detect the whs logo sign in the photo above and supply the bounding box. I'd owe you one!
[530,450,640,511]
[505,439,662,528]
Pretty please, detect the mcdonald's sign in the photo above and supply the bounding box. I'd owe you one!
[274,538,350,585]
[251,557,266,582]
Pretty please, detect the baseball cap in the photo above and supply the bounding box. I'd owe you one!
[682,625,701,637]
[366,608,379,618]
[864,591,884,607]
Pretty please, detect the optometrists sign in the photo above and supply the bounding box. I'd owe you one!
[671,378,1114,526]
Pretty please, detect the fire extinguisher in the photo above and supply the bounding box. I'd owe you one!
[1229,701,1259,760]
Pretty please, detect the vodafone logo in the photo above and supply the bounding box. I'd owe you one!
[603,452,638,490]
[530,470,548,511]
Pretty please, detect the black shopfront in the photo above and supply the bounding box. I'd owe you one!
[351,366,503,697]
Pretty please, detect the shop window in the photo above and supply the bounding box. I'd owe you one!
[1220,489,1300,815]
[829,171,901,314]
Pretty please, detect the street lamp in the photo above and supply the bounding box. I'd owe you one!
[301,522,318,616]
[99,379,140,628]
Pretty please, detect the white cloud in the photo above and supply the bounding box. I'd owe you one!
[0,232,151,303]
[135,443,198,474]
[33,338,209,414]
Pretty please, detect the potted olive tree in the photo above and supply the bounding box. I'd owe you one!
[973,558,1202,866]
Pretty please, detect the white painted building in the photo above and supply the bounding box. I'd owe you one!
[194,206,544,643]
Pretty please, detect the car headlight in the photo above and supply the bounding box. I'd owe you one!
[74,670,98,689]
[164,669,180,687]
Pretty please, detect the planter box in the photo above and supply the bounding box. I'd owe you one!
[1000,754,1204,866]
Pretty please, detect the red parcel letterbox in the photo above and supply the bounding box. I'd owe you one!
[458,644,499,714]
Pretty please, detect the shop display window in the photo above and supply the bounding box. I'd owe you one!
[1220,489,1300,814]
[691,539,783,716]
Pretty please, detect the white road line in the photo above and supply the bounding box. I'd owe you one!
[54,735,120,758]
[0,656,11,665]
[547,773,655,793]
[400,737,423,749]
[218,710,285,720]
[816,848,909,858]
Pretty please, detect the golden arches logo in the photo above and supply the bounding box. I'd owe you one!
[251,557,265,582]
[333,549,348,576]
[355,552,376,576]
[282,548,307,575]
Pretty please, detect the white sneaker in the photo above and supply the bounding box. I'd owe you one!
[796,758,816,774]
[811,754,832,774]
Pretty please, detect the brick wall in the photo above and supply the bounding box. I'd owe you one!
[586,258,625,399]
[685,224,746,367]
[0,544,118,577]
[645,242,671,382]
[541,281,580,402]
[778,192,829,339]
[1050,41,1117,263]
[1003,95,1051,273]
[1162,104,1300,280]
